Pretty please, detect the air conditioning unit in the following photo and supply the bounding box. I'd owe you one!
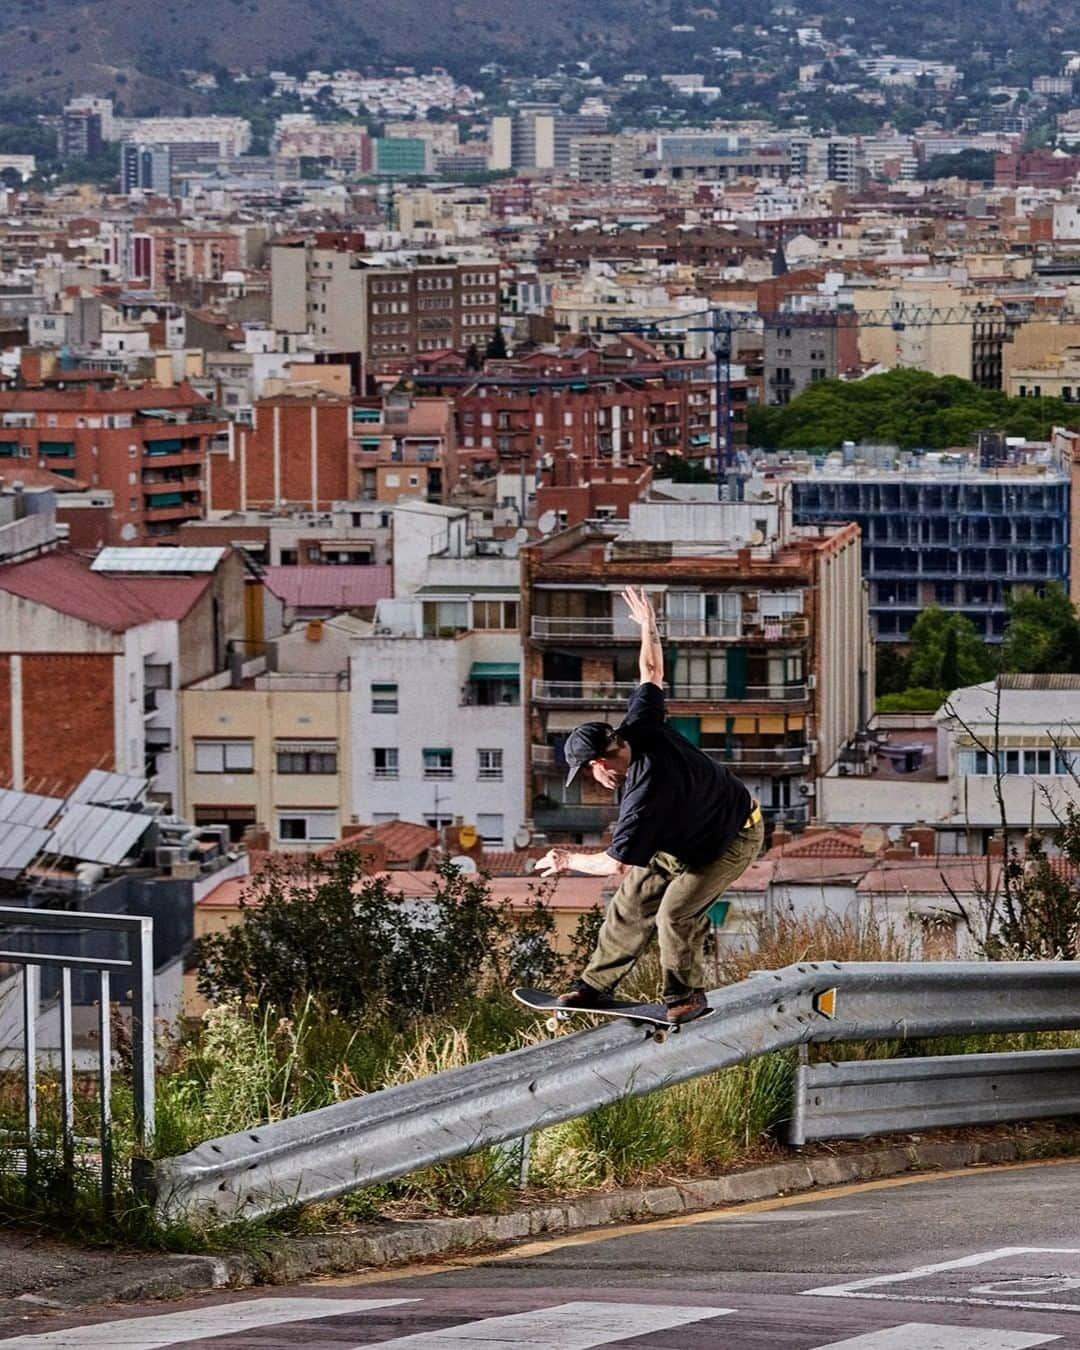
[798,782,816,797]
[806,673,817,691]
[806,739,818,756]
[155,846,184,868]
[197,824,231,851]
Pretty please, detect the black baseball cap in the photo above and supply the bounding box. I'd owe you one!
[564,721,615,786]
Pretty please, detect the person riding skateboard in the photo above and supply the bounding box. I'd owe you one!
[536,585,764,1025]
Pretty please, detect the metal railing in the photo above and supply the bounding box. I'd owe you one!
[0,906,154,1214]
[703,745,808,768]
[148,959,1080,1222]
[531,680,809,705]
[530,616,810,642]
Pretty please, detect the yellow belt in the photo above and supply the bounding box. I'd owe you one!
[745,801,762,830]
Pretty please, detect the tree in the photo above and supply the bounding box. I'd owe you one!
[907,606,995,691]
[875,643,911,696]
[1000,581,1080,674]
[918,149,994,181]
[194,850,559,1024]
[485,328,508,360]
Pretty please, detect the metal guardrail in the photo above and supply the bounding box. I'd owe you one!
[787,1047,1080,1145]
[148,959,1080,1222]
[0,906,155,1213]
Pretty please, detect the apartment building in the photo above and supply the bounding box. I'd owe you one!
[271,236,501,359]
[789,450,1071,642]
[409,340,717,482]
[181,619,352,849]
[205,392,352,514]
[349,393,456,504]
[0,382,226,543]
[763,312,860,405]
[522,483,869,843]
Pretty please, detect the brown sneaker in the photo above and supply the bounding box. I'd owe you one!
[666,989,708,1025]
[558,979,620,1010]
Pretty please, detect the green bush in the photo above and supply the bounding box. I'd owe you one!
[876,686,948,712]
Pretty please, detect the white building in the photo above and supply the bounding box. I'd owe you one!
[819,675,1080,851]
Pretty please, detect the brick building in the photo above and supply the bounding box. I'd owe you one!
[271,235,501,360]
[206,392,352,514]
[0,381,226,544]
[521,483,870,844]
[349,393,456,504]
[408,339,725,487]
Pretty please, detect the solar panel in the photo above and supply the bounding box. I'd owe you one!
[69,769,148,808]
[50,804,154,866]
[0,788,63,829]
[0,823,52,879]
[90,547,225,574]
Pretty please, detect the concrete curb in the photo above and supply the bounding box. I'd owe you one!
[9,1133,1076,1310]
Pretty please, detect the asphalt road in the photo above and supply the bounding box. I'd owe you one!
[3,1159,1080,1348]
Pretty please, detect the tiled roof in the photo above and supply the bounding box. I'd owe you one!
[0,553,210,631]
[355,819,438,864]
[262,564,392,612]
[0,384,205,413]
[764,826,871,860]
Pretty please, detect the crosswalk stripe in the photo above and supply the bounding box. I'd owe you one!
[0,1295,418,1349]
[348,1299,734,1349]
[813,1324,1061,1349]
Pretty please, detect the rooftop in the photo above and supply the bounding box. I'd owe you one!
[261,564,392,612]
[0,552,211,631]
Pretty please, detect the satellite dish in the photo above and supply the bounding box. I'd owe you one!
[449,854,479,873]
[514,527,529,543]
[537,510,557,535]
[750,528,765,546]
[513,827,531,849]
[886,823,905,843]
[503,539,520,559]
[859,824,886,853]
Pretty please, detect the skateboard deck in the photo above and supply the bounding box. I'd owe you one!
[513,986,714,1041]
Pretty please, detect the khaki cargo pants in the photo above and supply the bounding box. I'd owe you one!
[583,811,765,1003]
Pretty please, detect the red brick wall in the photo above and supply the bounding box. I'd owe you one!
[208,400,351,512]
[20,654,114,793]
[0,655,11,787]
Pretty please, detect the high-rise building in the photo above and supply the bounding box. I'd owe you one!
[121,143,172,196]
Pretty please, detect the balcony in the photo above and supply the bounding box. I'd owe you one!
[533,803,619,835]
[531,616,643,642]
[530,614,809,644]
[670,682,810,704]
[532,679,640,706]
[703,745,809,771]
[531,744,558,770]
[761,802,811,827]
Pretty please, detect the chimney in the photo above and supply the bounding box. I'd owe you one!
[987,833,1006,858]
[903,824,936,858]
[770,823,790,850]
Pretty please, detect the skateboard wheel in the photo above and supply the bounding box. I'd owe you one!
[652,1030,667,1044]
[545,1017,560,1033]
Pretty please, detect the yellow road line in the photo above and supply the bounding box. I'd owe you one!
[312,1154,1079,1287]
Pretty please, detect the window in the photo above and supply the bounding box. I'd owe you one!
[373,747,399,778]
[422,600,469,637]
[473,599,519,630]
[371,682,398,713]
[425,814,453,831]
[477,813,504,847]
[276,742,338,774]
[478,748,503,780]
[423,747,453,778]
[276,810,337,843]
[194,739,254,773]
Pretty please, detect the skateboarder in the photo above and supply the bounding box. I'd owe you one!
[536,585,764,1024]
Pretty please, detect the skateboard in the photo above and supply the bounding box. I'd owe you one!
[513,986,715,1044]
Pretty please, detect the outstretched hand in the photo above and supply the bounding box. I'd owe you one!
[536,847,572,878]
[621,585,655,628]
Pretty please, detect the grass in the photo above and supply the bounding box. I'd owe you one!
[5,910,1080,1248]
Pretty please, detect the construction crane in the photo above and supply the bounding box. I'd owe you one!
[609,300,1062,492]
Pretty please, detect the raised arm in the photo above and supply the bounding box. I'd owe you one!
[622,585,663,687]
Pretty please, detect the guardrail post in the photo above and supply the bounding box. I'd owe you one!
[128,916,155,1154]
[22,964,38,1191]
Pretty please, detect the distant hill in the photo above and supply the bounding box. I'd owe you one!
[0,0,1068,113]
